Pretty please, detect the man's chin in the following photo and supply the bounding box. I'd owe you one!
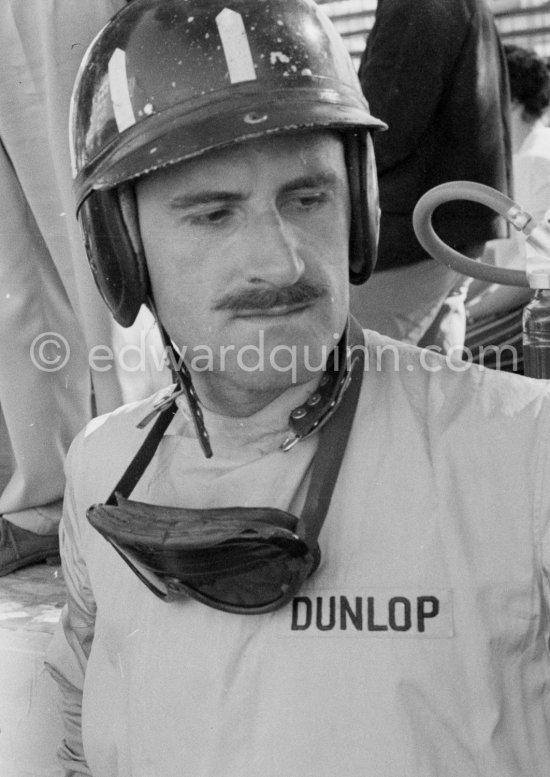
[191,361,322,417]
[230,366,322,402]
[240,337,331,377]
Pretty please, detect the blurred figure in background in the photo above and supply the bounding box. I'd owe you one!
[352,0,512,356]
[506,44,550,234]
[465,43,550,371]
[0,0,126,576]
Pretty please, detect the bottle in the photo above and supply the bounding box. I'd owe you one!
[523,271,550,379]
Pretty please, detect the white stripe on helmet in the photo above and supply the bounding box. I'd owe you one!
[216,8,257,84]
[108,48,136,132]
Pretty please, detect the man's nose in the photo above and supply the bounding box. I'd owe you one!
[244,210,305,286]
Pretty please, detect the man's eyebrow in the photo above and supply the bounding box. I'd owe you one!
[168,191,244,210]
[280,171,340,193]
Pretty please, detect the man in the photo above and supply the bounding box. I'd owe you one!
[507,44,550,234]
[46,2,550,775]
[465,44,550,370]
[352,0,512,355]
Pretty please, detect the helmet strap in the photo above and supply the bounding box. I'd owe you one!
[147,295,213,458]
[280,318,359,451]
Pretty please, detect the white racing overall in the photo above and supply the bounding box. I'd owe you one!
[47,331,550,776]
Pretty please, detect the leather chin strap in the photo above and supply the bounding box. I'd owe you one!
[136,312,362,459]
[281,321,357,451]
[116,317,365,509]
[138,296,214,457]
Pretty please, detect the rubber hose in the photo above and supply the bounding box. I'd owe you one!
[412,181,530,288]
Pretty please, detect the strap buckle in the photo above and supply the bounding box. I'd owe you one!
[136,385,186,429]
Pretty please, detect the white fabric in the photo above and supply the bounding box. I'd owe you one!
[514,122,550,226]
[515,122,550,274]
[47,331,550,777]
[0,0,125,530]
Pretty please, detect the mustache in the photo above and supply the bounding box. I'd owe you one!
[214,280,327,312]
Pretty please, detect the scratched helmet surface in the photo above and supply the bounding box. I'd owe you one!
[71,0,385,325]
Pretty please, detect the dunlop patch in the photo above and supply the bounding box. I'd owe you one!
[284,589,454,638]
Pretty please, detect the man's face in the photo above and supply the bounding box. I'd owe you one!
[136,131,351,414]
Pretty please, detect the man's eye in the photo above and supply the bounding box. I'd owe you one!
[294,192,329,209]
[190,208,231,225]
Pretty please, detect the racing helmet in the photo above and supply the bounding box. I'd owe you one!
[71,0,386,326]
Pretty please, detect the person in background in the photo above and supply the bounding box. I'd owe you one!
[0,0,127,576]
[46,2,550,776]
[506,44,550,237]
[352,0,512,356]
[465,44,550,370]
[504,45,550,253]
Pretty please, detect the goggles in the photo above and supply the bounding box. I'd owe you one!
[88,497,321,614]
[86,319,364,615]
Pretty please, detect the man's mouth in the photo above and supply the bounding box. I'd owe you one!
[234,301,313,318]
